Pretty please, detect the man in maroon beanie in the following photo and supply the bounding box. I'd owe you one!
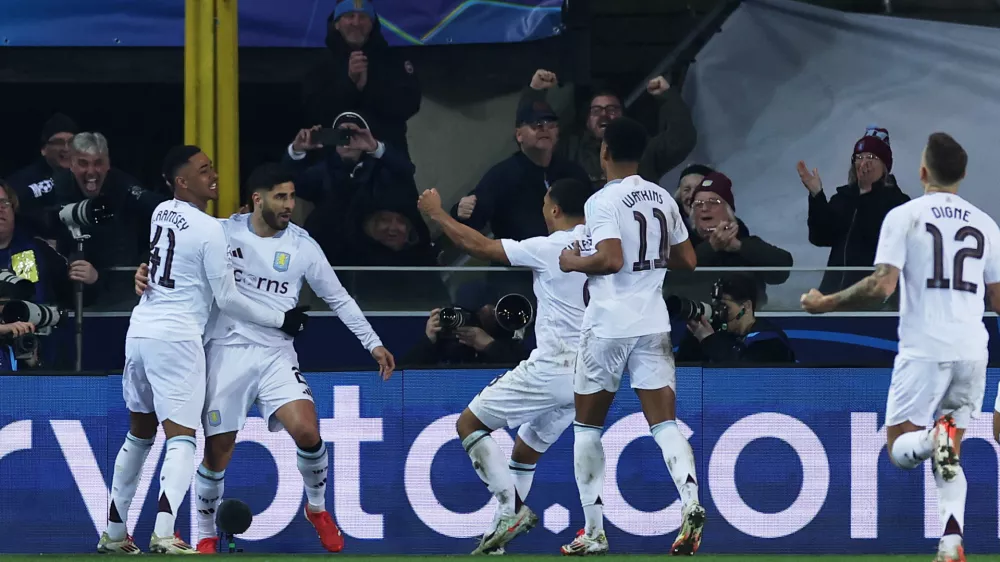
[797,126,910,297]
[689,171,793,306]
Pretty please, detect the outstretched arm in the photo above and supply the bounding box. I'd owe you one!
[801,263,899,313]
[418,188,509,265]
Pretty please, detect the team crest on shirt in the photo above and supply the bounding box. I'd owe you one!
[207,410,222,427]
[273,252,291,272]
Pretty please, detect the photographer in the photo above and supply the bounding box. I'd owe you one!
[674,274,796,364]
[403,283,531,366]
[0,178,86,370]
[18,132,168,307]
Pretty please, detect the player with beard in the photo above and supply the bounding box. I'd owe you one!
[134,163,396,553]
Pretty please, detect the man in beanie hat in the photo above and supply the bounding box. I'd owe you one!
[688,171,792,306]
[302,0,421,157]
[6,113,79,202]
[797,125,910,296]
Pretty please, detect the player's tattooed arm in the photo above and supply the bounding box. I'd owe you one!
[827,264,900,310]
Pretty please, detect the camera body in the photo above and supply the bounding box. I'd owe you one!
[0,270,62,365]
[666,279,731,332]
[438,293,535,337]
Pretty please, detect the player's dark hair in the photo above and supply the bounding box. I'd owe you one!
[602,117,648,164]
[924,132,967,186]
[247,163,294,193]
[718,273,758,311]
[161,145,202,188]
[547,178,591,218]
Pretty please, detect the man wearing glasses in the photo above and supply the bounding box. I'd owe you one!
[519,68,697,190]
[6,113,79,203]
[797,126,911,295]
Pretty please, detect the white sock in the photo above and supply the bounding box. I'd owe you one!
[107,432,154,541]
[462,430,516,517]
[153,436,197,538]
[194,465,225,540]
[936,464,967,551]
[573,423,605,536]
[650,421,699,506]
[509,460,536,508]
[297,442,328,513]
[891,429,933,469]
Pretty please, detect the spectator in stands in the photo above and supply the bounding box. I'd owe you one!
[675,273,796,363]
[522,69,696,189]
[19,132,166,307]
[450,99,590,242]
[689,172,792,306]
[799,126,910,294]
[6,113,79,205]
[284,113,428,265]
[0,178,97,310]
[402,281,531,367]
[302,0,421,156]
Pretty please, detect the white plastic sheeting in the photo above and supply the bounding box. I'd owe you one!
[675,0,1000,273]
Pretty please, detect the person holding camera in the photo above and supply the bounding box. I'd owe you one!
[0,178,95,369]
[674,273,796,363]
[283,112,429,264]
[403,281,531,367]
[18,132,168,307]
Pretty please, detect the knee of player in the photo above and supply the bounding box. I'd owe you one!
[203,433,237,466]
[289,426,322,450]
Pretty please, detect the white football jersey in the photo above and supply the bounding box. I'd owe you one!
[875,192,1000,361]
[501,224,589,372]
[127,199,232,342]
[205,213,382,351]
[582,176,688,338]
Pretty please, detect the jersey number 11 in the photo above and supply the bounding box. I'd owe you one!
[149,225,178,289]
[632,209,669,272]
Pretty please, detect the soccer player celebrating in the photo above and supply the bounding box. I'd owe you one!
[135,163,395,554]
[802,133,999,562]
[417,179,592,554]
[99,147,308,554]
[558,117,701,556]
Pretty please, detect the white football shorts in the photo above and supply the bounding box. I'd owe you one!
[885,356,987,429]
[574,329,675,395]
[122,337,206,429]
[203,342,313,437]
[468,359,575,453]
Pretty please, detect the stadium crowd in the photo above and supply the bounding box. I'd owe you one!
[0,0,902,369]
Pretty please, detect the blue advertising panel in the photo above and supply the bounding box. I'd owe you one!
[2,368,1000,555]
[0,0,563,47]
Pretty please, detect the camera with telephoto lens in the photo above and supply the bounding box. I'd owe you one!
[59,198,113,240]
[439,293,535,335]
[0,271,34,301]
[666,279,730,331]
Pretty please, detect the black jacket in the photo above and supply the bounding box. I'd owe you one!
[402,333,530,367]
[808,175,910,293]
[18,168,167,308]
[0,231,75,310]
[521,86,696,190]
[676,318,796,363]
[302,8,421,155]
[282,143,426,257]
[450,151,590,242]
[693,220,793,306]
[6,159,58,204]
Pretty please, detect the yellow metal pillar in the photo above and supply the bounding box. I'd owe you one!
[184,0,240,218]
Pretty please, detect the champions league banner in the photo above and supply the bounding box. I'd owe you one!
[4,368,1000,555]
[0,0,563,47]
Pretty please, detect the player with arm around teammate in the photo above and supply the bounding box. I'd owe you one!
[135,164,395,553]
[99,147,309,555]
[802,133,999,562]
[557,117,701,556]
[417,179,592,555]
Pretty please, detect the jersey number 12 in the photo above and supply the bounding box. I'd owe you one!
[925,223,984,293]
[148,225,177,289]
[632,209,669,272]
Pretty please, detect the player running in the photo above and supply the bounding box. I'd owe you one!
[134,163,396,554]
[557,117,701,556]
[417,179,592,555]
[98,147,308,555]
[802,133,998,562]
